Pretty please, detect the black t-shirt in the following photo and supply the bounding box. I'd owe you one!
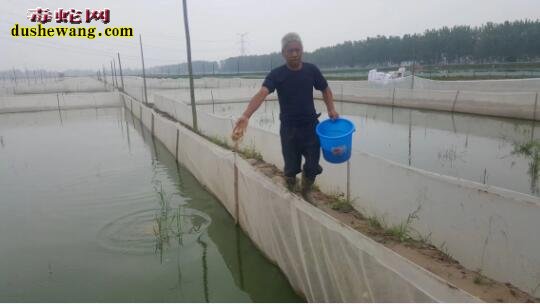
[262,62,328,126]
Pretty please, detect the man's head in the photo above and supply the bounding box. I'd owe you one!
[281,32,303,69]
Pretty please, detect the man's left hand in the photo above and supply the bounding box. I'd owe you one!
[328,109,339,120]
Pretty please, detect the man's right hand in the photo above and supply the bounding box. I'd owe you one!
[232,115,249,141]
[328,108,339,120]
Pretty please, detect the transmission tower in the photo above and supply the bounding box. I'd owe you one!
[237,32,248,56]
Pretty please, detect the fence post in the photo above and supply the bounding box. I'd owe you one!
[25,69,30,86]
[113,59,119,88]
[346,160,351,202]
[211,89,215,114]
[117,52,125,91]
[340,84,344,113]
[182,0,198,131]
[533,92,539,122]
[408,110,412,166]
[139,34,149,104]
[175,128,180,161]
[451,90,460,113]
[230,122,240,225]
[12,68,17,86]
[110,61,115,89]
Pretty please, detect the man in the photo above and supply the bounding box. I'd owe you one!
[232,32,339,199]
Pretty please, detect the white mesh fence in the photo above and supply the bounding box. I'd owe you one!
[152,91,540,298]
[126,94,480,302]
[0,91,121,113]
[10,77,108,95]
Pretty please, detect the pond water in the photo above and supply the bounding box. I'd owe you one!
[199,100,540,197]
[0,107,302,302]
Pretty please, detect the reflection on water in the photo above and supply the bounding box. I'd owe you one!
[130,110,303,302]
[512,140,540,195]
[0,107,302,302]
[202,100,540,197]
[437,145,466,169]
[151,183,211,263]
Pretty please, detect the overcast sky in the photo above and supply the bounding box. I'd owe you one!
[1,0,540,71]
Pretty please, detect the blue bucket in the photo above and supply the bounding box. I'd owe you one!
[316,118,356,164]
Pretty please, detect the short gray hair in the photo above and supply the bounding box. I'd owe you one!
[281,32,302,50]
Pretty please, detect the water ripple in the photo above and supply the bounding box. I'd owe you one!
[97,207,211,255]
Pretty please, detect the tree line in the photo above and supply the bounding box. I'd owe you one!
[148,19,540,75]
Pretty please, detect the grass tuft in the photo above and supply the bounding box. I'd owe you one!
[367,216,383,229]
[207,136,229,149]
[329,192,355,213]
[240,146,263,161]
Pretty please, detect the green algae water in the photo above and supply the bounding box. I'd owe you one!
[0,107,303,302]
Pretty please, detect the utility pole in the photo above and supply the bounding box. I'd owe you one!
[117,52,125,91]
[139,34,148,104]
[112,58,119,88]
[110,61,115,89]
[182,0,198,131]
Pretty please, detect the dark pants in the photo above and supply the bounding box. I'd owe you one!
[280,121,323,180]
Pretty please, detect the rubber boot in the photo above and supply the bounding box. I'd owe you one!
[301,174,315,204]
[285,176,296,192]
